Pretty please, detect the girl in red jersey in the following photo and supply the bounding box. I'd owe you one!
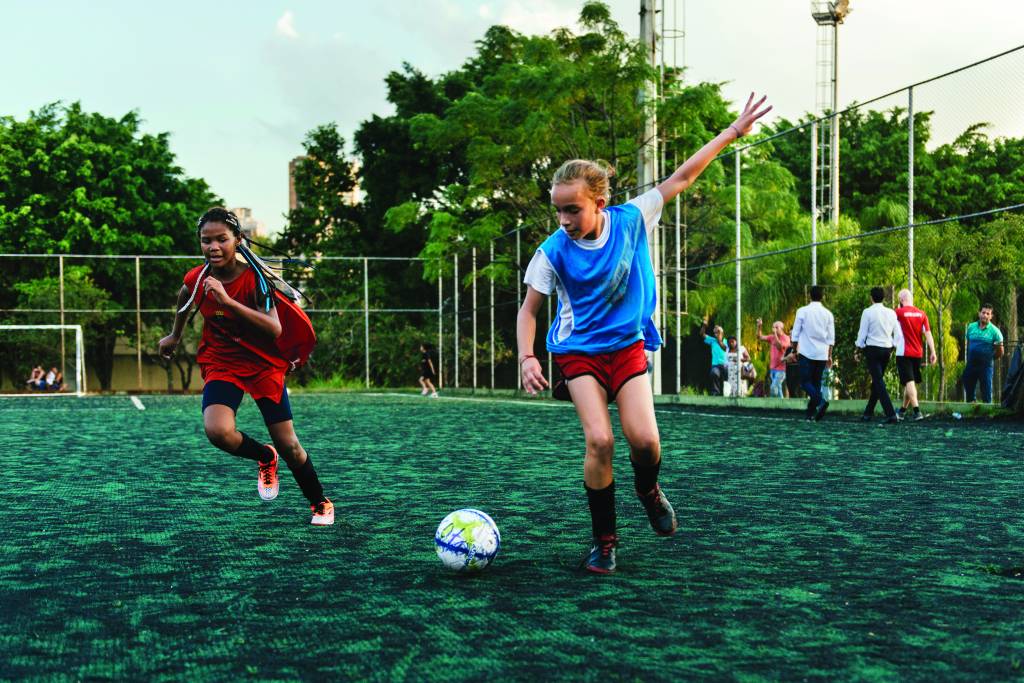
[158,208,333,525]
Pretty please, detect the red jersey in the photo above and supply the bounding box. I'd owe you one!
[184,265,290,400]
[895,305,930,358]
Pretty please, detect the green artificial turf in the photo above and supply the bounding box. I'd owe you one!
[0,393,1021,680]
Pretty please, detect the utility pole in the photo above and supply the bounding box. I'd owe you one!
[639,0,661,394]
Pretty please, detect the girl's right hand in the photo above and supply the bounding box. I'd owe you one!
[158,334,180,360]
[521,357,549,395]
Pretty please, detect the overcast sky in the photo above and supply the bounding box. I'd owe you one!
[2,1,1022,236]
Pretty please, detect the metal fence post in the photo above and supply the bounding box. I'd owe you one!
[472,247,477,390]
[810,121,818,286]
[454,254,459,388]
[135,255,143,390]
[437,265,443,389]
[735,150,742,400]
[363,257,369,388]
[908,86,915,294]
[489,241,495,391]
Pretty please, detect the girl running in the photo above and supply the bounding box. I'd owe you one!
[517,94,770,573]
[159,208,333,525]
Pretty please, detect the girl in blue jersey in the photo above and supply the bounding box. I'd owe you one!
[517,93,771,574]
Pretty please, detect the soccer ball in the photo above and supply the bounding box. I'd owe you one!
[434,508,501,572]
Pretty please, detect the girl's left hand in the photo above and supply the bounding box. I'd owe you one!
[730,93,772,138]
[204,277,230,305]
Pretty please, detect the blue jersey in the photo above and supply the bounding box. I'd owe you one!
[536,202,661,355]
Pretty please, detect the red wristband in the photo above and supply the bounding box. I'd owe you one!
[519,354,536,365]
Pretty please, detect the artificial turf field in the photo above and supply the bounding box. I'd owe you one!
[1,392,1022,681]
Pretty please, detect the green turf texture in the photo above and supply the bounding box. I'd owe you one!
[1,393,1022,680]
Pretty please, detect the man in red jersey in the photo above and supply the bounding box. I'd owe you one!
[895,288,937,421]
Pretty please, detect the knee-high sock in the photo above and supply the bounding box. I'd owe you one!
[232,432,274,463]
[631,459,661,496]
[288,455,326,505]
[584,481,616,538]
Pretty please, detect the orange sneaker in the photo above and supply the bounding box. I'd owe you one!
[310,498,334,526]
[257,446,279,501]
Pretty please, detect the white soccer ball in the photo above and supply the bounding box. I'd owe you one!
[434,508,501,572]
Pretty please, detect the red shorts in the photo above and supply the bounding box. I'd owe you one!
[553,340,649,400]
[201,365,285,403]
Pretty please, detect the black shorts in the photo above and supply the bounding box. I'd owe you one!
[896,356,922,385]
[202,379,293,425]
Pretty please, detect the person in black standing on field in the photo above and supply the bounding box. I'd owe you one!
[854,286,904,424]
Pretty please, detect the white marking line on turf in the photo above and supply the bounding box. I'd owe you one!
[654,409,792,421]
[130,396,146,411]
[365,392,569,409]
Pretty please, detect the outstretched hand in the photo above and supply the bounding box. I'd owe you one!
[730,93,772,138]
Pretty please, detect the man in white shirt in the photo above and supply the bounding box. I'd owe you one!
[791,285,835,421]
[854,286,904,424]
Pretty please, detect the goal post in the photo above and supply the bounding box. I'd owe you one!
[0,324,86,397]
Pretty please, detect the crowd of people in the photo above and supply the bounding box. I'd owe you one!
[24,365,63,392]
[701,286,1006,420]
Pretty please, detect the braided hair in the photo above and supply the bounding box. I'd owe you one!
[179,208,305,317]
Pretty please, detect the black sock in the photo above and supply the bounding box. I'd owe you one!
[584,481,616,538]
[233,432,274,463]
[288,455,326,505]
[631,458,661,496]
[913,406,921,414]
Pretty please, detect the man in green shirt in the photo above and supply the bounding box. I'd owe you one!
[961,303,1004,403]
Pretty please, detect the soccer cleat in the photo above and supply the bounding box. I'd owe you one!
[257,445,280,501]
[913,411,925,421]
[638,484,678,536]
[583,534,618,574]
[310,498,335,526]
[897,408,907,420]
[421,388,429,396]
[860,414,873,422]
[814,399,830,422]
[430,391,439,398]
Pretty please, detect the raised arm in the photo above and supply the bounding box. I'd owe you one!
[655,93,772,204]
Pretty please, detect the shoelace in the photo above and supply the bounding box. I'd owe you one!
[259,459,275,485]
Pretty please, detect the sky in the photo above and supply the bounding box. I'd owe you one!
[2,1,1023,236]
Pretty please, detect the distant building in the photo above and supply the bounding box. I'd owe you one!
[230,207,265,240]
[288,156,304,212]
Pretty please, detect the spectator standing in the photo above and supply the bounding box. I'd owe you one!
[791,286,835,421]
[700,319,728,396]
[855,287,904,424]
[757,319,790,398]
[961,303,1004,403]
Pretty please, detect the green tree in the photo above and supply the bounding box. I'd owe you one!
[0,102,218,389]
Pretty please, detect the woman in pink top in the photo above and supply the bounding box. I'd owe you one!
[757,318,791,398]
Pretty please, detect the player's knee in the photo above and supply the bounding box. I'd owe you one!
[204,424,236,451]
[629,434,661,462]
[274,436,304,463]
[586,433,615,461]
